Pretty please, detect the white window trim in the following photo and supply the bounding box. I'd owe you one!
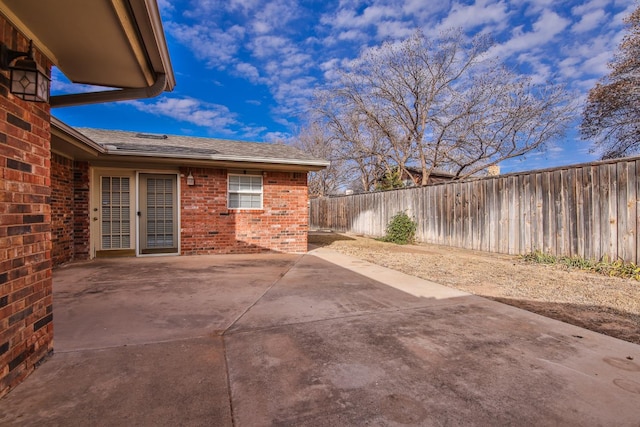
[227,174,264,210]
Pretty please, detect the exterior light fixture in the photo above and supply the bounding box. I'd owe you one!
[0,40,50,103]
[186,171,195,186]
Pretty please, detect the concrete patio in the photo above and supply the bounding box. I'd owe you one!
[1,247,639,426]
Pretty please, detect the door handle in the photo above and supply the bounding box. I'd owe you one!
[93,217,98,221]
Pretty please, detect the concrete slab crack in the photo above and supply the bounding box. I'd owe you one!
[220,254,305,336]
[220,253,306,427]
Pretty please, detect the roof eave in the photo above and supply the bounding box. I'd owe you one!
[0,0,175,97]
[143,0,175,91]
[102,149,330,170]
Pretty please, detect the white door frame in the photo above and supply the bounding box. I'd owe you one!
[89,167,181,258]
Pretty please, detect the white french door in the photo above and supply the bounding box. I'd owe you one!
[92,169,179,257]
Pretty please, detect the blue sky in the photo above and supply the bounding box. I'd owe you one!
[51,0,636,174]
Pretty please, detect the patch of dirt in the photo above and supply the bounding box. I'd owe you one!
[309,232,640,345]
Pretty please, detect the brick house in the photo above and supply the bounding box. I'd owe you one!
[51,123,328,261]
[1,0,327,397]
[0,0,178,397]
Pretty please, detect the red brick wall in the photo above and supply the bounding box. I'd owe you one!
[50,157,89,266]
[73,161,90,260]
[0,19,53,397]
[51,153,73,265]
[180,168,308,254]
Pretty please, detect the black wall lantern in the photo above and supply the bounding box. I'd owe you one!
[0,40,50,103]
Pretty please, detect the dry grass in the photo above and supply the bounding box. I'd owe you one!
[309,232,640,345]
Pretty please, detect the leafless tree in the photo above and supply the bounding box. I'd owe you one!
[313,29,576,186]
[581,6,640,159]
[292,123,345,196]
[312,90,391,192]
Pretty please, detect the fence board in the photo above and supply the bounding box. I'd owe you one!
[507,176,517,254]
[628,161,637,263]
[591,166,601,260]
[310,157,640,263]
[521,174,530,254]
[542,172,555,254]
[554,170,566,256]
[602,163,613,261]
[618,161,636,262]
[608,163,618,260]
[471,182,481,250]
[565,168,578,257]
[498,178,508,253]
[577,166,587,259]
[493,178,501,252]
[532,173,543,252]
[637,160,640,265]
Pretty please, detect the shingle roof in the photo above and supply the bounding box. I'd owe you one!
[75,128,328,167]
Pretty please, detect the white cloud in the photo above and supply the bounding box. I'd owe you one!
[402,0,449,16]
[375,20,415,39]
[571,0,613,16]
[166,22,245,69]
[337,29,366,41]
[487,9,570,60]
[249,35,289,59]
[326,5,400,30]
[252,0,300,32]
[571,9,607,33]
[240,125,268,138]
[229,0,262,14]
[263,131,292,142]
[235,62,262,83]
[437,0,510,33]
[156,0,174,14]
[558,56,581,78]
[516,0,556,13]
[582,50,612,76]
[127,97,238,132]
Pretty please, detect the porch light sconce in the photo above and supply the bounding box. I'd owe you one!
[0,40,50,103]
[186,171,195,186]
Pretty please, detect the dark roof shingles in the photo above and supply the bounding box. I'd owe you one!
[76,128,325,163]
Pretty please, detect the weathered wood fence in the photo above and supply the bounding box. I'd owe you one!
[310,157,640,263]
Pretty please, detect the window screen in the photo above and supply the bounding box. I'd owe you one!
[101,176,131,249]
[228,175,263,209]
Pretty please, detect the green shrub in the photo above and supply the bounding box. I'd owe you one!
[376,169,404,191]
[381,211,416,245]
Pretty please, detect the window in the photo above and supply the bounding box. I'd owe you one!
[228,174,263,209]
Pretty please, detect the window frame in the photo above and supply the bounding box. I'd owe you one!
[227,173,264,210]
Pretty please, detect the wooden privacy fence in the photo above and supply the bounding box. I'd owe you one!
[309,157,640,264]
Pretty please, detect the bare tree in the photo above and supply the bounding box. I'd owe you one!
[312,90,390,192]
[314,29,576,187]
[292,123,345,196]
[581,6,640,159]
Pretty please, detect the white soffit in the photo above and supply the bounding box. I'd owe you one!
[0,0,175,90]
